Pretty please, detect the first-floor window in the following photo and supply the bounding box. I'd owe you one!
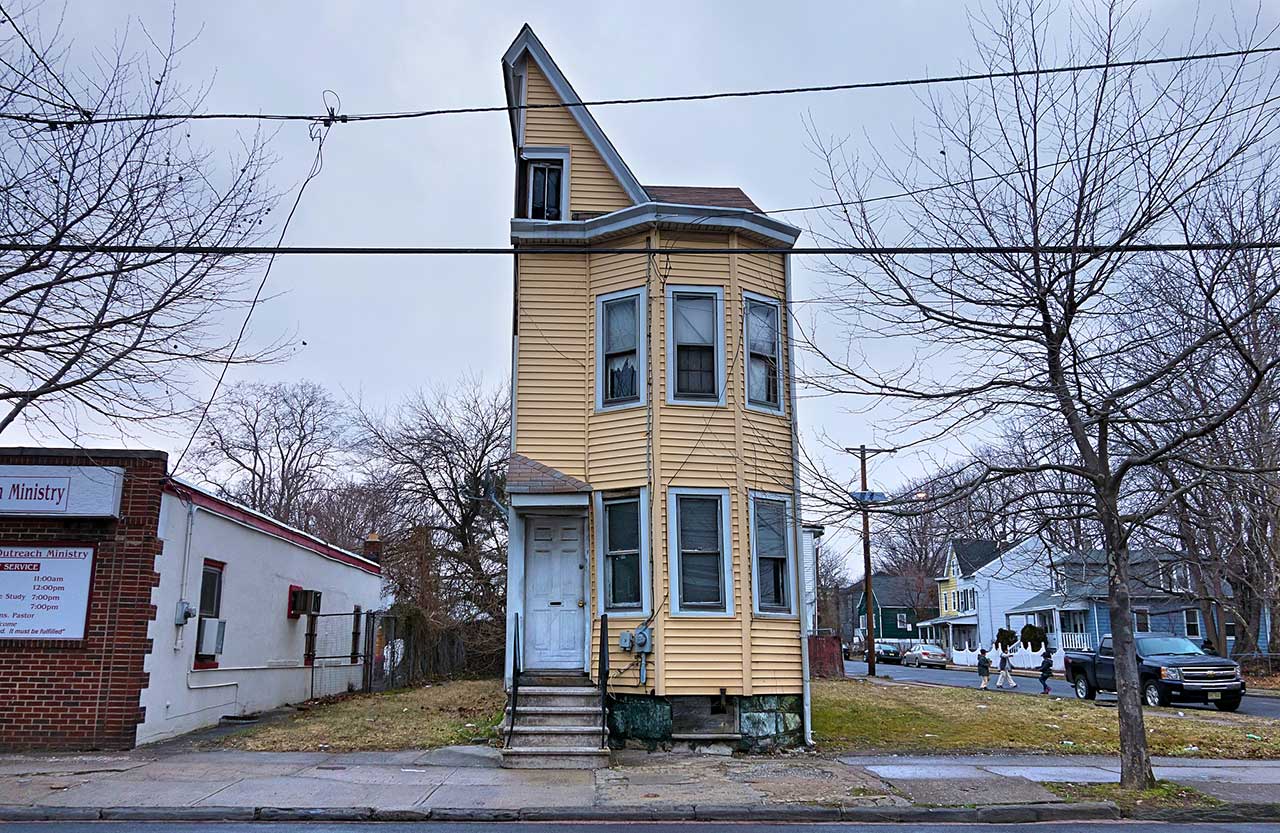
[752,495,791,614]
[195,561,224,666]
[604,498,642,610]
[674,492,727,612]
[1184,609,1201,639]
[897,612,908,630]
[1134,609,1151,633]
[1225,618,1237,639]
[351,606,363,663]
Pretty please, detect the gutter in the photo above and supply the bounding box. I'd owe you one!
[784,252,813,746]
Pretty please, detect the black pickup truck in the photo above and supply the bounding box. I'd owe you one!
[1064,633,1245,712]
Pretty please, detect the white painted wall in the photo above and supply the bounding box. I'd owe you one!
[137,492,383,746]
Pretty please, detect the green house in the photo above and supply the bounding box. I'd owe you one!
[844,573,938,643]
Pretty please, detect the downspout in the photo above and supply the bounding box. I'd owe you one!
[784,252,813,746]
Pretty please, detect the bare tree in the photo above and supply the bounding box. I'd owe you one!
[187,380,350,528]
[0,4,280,438]
[358,379,510,673]
[805,0,1280,787]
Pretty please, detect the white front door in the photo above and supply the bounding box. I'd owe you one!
[524,516,586,669]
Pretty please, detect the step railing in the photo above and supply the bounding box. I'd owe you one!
[597,613,609,749]
[506,612,521,748]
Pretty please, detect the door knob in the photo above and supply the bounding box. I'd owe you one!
[577,599,585,608]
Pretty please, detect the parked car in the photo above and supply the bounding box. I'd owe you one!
[1064,633,1245,712]
[902,644,948,668]
[875,642,903,664]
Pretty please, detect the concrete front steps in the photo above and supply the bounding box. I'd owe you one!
[500,673,610,769]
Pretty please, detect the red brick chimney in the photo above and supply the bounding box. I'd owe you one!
[362,532,383,564]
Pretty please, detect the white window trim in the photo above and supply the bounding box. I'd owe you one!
[897,612,908,629]
[665,284,726,407]
[742,290,785,416]
[667,486,734,617]
[1184,608,1201,639]
[522,146,570,221]
[1134,608,1151,633]
[595,286,647,412]
[594,489,650,617]
[749,490,796,618]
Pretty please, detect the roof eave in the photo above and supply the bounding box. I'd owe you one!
[511,201,801,248]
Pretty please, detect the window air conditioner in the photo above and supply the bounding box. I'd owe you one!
[289,588,323,617]
[197,617,226,655]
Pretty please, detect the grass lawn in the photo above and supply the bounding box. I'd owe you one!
[216,679,505,752]
[812,678,1280,759]
[1046,781,1222,812]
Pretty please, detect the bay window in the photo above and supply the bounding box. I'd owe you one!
[667,286,724,405]
[596,288,645,409]
[745,294,782,411]
[669,487,732,615]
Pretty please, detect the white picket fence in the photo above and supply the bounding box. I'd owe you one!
[951,642,1067,672]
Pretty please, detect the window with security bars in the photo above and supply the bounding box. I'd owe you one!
[672,292,718,400]
[677,495,725,611]
[602,295,640,405]
[528,160,563,220]
[753,496,790,613]
[746,298,781,409]
[604,498,642,610]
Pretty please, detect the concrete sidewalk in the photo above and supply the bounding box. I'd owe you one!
[2,745,1280,822]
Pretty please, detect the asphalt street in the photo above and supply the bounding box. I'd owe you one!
[843,659,1280,720]
[5,824,1280,832]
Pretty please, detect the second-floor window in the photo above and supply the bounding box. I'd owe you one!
[669,287,723,404]
[528,160,563,220]
[745,295,782,410]
[599,289,643,407]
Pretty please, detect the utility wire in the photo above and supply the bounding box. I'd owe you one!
[11,241,1280,257]
[6,45,1278,128]
[172,98,338,471]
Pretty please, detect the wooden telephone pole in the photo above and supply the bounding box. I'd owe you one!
[847,444,893,676]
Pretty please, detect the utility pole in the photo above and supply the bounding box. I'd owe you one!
[846,444,893,677]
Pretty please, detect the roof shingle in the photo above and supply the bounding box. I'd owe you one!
[506,453,592,494]
[644,185,761,212]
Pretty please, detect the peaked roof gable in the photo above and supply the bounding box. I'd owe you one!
[502,25,649,206]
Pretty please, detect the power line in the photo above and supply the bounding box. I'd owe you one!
[11,241,1280,257]
[172,102,338,471]
[6,45,1278,128]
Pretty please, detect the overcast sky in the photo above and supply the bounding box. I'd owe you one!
[22,0,1276,563]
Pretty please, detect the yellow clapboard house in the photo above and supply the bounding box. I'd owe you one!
[499,25,806,767]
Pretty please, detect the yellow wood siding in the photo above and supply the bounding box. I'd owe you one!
[523,62,632,216]
[514,252,588,479]
[515,227,800,696]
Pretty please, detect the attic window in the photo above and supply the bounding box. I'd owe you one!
[528,160,563,220]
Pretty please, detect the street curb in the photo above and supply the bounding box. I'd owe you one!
[11,799,1280,823]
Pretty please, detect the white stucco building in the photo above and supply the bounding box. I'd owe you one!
[137,479,384,745]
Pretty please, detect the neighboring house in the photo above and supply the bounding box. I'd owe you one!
[917,538,1047,653]
[499,26,805,762]
[0,447,383,750]
[1003,549,1272,655]
[843,574,938,643]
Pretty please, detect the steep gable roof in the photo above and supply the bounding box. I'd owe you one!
[951,539,1001,576]
[502,25,648,206]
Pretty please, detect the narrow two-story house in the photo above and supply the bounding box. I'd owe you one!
[917,538,1047,654]
[499,27,805,767]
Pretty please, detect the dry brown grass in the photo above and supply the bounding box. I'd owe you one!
[216,679,505,752]
[813,678,1280,759]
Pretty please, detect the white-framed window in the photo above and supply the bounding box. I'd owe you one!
[596,287,646,411]
[666,285,725,406]
[1225,618,1237,639]
[522,147,570,221]
[743,292,783,413]
[668,486,733,615]
[596,489,649,615]
[1184,608,1201,639]
[750,492,794,616]
[1134,609,1151,633]
[897,612,908,630]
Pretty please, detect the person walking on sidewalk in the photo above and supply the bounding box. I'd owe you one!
[1038,649,1054,694]
[996,645,1017,689]
[977,648,992,690]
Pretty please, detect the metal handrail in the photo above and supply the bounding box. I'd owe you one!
[506,612,521,748]
[598,613,609,749]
